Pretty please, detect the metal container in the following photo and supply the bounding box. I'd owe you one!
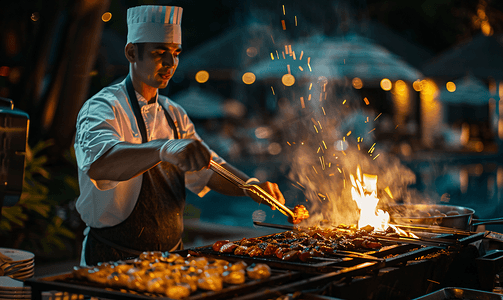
[386,204,503,231]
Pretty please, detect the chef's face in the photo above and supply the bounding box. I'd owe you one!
[132,42,182,89]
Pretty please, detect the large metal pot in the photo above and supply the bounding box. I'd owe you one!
[385,204,503,231]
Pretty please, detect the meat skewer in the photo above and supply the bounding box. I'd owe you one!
[209,159,309,224]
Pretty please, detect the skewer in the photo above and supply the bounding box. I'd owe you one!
[333,250,384,261]
[389,223,474,235]
[375,235,455,248]
[209,160,297,220]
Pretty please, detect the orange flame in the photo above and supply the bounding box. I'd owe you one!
[350,165,390,231]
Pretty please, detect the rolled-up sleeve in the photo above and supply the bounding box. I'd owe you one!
[74,96,124,190]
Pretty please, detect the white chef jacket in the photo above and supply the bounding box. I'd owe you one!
[74,78,225,229]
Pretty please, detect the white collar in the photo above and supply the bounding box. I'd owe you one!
[135,91,158,107]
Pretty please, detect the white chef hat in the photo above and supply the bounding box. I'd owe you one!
[126,5,183,44]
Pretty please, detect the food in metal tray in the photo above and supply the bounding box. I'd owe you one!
[71,251,271,299]
[211,225,395,262]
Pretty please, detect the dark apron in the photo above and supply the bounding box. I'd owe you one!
[85,75,184,265]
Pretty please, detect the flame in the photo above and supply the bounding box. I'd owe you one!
[388,224,419,238]
[350,165,390,231]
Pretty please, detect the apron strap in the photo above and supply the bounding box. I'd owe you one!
[125,75,148,143]
[85,75,183,261]
[163,108,180,139]
[126,74,179,141]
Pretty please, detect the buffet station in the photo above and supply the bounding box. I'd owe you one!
[24,197,503,299]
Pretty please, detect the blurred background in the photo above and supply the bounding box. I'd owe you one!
[1,0,503,268]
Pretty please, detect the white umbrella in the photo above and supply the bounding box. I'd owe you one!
[248,34,423,82]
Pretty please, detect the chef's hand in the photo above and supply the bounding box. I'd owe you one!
[245,181,286,211]
[159,139,211,172]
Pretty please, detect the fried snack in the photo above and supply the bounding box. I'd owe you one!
[197,272,223,291]
[246,263,271,280]
[146,277,166,294]
[107,271,130,288]
[188,256,209,268]
[180,273,199,292]
[139,251,170,262]
[222,269,246,285]
[71,251,261,297]
[166,283,191,299]
[226,260,248,271]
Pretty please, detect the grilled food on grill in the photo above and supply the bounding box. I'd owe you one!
[292,204,310,224]
[72,251,271,298]
[210,225,396,262]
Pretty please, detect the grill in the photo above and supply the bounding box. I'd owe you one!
[25,230,502,300]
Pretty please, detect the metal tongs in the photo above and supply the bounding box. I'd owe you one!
[209,160,297,221]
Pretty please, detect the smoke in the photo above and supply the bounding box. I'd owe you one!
[281,77,418,226]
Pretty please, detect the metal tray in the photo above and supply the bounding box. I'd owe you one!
[414,287,503,300]
[25,269,301,300]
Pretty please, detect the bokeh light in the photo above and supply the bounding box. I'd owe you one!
[380,78,392,91]
[413,80,422,91]
[102,12,112,22]
[242,72,256,85]
[446,81,456,92]
[195,70,209,83]
[246,47,258,57]
[281,74,295,86]
[268,142,282,155]
[352,77,363,89]
[255,126,272,139]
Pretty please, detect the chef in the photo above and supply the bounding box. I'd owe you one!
[74,5,286,266]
